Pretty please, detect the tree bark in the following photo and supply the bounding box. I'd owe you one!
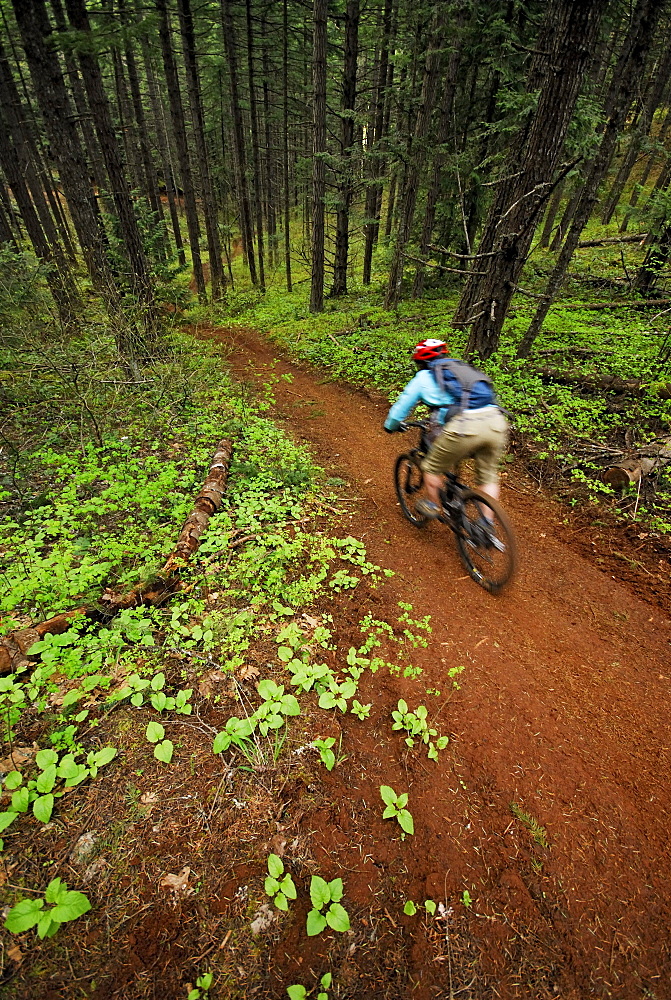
[331,0,359,297]
[362,0,393,285]
[177,0,225,299]
[220,0,257,285]
[65,0,159,344]
[282,0,292,292]
[518,0,664,359]
[452,0,608,361]
[245,0,266,290]
[309,0,327,313]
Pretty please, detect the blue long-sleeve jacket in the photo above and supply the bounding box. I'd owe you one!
[384,370,456,431]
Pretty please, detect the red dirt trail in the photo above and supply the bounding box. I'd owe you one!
[212,325,671,999]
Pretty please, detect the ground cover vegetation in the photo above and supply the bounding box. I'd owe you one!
[1,0,671,993]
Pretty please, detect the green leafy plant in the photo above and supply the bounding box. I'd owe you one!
[313,737,336,771]
[391,699,448,760]
[510,801,549,847]
[287,972,332,1000]
[317,675,356,713]
[380,785,414,837]
[306,876,350,936]
[212,716,255,756]
[350,699,371,720]
[188,972,213,1000]
[264,854,297,911]
[253,679,300,735]
[403,900,417,915]
[145,721,174,764]
[4,877,90,939]
[461,889,472,908]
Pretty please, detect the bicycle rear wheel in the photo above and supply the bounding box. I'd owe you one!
[454,490,517,593]
[394,453,428,527]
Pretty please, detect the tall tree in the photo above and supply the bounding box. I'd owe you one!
[245,0,265,290]
[309,0,327,313]
[453,0,608,360]
[282,0,292,291]
[331,0,359,297]
[155,0,207,301]
[177,0,225,298]
[362,0,393,285]
[518,0,665,358]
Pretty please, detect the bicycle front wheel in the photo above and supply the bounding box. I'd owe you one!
[394,453,428,527]
[454,491,517,593]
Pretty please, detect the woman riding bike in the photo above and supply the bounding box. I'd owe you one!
[383,339,509,519]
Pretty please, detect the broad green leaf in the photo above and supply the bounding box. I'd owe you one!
[380,785,396,806]
[398,699,408,714]
[56,754,80,779]
[436,736,449,749]
[309,875,330,909]
[91,747,116,768]
[45,878,65,903]
[280,874,297,900]
[382,805,396,820]
[11,787,30,812]
[277,646,293,662]
[306,908,327,937]
[318,691,336,710]
[197,974,213,990]
[325,902,350,932]
[398,809,414,835]
[328,877,343,902]
[33,794,54,824]
[212,731,231,754]
[35,764,56,795]
[130,692,144,707]
[37,910,59,939]
[151,692,167,712]
[320,972,332,988]
[151,672,165,691]
[267,853,284,878]
[280,694,301,716]
[320,749,335,771]
[0,811,18,833]
[4,771,23,790]
[153,740,173,764]
[35,749,58,770]
[51,890,92,923]
[274,892,289,911]
[264,876,280,896]
[425,900,437,915]
[287,987,308,1000]
[62,688,82,707]
[4,897,43,933]
[146,721,165,744]
[404,900,417,915]
[397,793,408,809]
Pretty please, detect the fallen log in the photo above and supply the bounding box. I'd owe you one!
[0,438,233,674]
[559,298,671,311]
[576,233,648,248]
[531,366,671,399]
[601,458,657,491]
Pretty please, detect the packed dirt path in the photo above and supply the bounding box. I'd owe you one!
[209,325,671,999]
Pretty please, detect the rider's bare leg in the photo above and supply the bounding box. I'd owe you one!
[423,472,443,505]
[479,482,499,501]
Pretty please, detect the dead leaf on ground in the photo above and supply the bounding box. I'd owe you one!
[250,903,278,936]
[0,746,36,773]
[302,614,319,628]
[238,664,260,681]
[70,831,98,864]
[140,791,158,816]
[7,943,22,964]
[160,866,192,894]
[198,669,229,698]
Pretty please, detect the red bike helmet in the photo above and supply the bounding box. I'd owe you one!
[412,338,447,362]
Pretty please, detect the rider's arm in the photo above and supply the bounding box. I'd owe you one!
[384,371,455,431]
[383,372,428,431]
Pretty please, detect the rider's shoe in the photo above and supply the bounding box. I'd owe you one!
[415,498,441,519]
[475,517,504,551]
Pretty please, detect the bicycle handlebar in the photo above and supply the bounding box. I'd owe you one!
[399,420,429,431]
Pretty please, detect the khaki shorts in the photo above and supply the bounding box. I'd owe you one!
[421,407,509,486]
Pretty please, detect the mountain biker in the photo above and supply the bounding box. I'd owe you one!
[383,338,509,519]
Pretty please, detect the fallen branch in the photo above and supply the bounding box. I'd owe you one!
[559,298,671,311]
[0,439,233,674]
[576,233,648,248]
[530,365,671,399]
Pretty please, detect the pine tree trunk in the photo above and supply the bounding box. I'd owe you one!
[452,0,608,361]
[219,0,257,285]
[518,0,663,359]
[362,0,393,285]
[65,0,158,344]
[134,8,185,265]
[11,0,127,340]
[177,0,225,299]
[309,0,327,313]
[539,180,565,248]
[283,0,292,292]
[261,13,276,268]
[385,8,447,308]
[331,0,359,297]
[155,0,207,301]
[245,0,266,290]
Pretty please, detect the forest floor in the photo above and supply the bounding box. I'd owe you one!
[6,322,671,1000]
[203,323,671,999]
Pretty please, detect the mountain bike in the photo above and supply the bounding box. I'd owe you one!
[393,420,517,593]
